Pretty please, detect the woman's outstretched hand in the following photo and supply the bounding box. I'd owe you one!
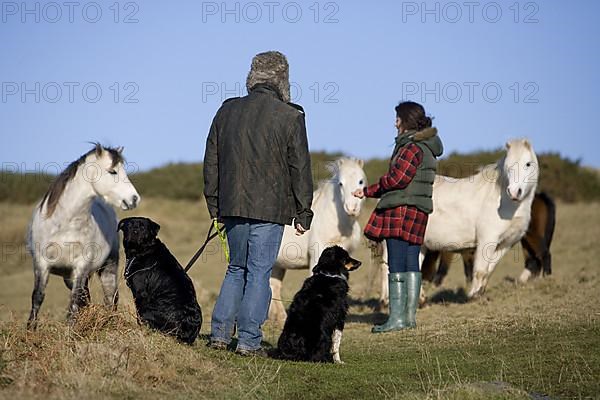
[352,189,365,199]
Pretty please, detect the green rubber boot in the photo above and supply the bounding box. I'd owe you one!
[372,273,409,333]
[405,272,422,328]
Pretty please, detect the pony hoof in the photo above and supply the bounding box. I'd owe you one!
[518,269,533,284]
[467,291,482,301]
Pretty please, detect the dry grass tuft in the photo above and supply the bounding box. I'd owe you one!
[70,305,137,340]
[0,305,238,399]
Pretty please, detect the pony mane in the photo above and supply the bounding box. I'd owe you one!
[40,144,124,217]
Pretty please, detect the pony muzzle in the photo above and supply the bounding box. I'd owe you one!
[121,194,140,210]
[344,204,361,217]
[507,187,523,202]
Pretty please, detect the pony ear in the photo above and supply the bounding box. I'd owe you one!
[522,139,532,150]
[95,143,103,157]
[357,159,364,168]
[505,141,512,150]
[117,219,127,232]
[116,146,124,154]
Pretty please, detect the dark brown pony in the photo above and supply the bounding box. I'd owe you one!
[422,192,556,286]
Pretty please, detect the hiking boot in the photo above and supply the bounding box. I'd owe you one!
[208,340,228,350]
[235,347,268,358]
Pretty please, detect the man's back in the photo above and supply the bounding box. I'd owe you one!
[204,84,313,228]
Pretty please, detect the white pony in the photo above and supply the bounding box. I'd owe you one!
[375,139,538,302]
[27,144,140,329]
[269,158,367,322]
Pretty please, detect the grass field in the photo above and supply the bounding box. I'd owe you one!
[0,199,599,399]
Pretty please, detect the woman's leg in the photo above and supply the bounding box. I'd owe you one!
[405,244,422,328]
[406,244,421,272]
[387,238,408,273]
[372,239,410,333]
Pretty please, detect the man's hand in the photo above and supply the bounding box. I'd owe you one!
[295,223,307,236]
[352,189,365,199]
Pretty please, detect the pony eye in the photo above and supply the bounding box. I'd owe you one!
[525,162,532,168]
[108,170,117,175]
[338,182,343,187]
[359,180,364,185]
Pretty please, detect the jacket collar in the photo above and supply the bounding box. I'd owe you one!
[391,127,442,164]
[249,83,284,101]
[395,127,438,147]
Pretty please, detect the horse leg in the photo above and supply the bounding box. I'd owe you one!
[520,236,542,283]
[469,247,509,299]
[379,260,389,308]
[63,276,90,302]
[27,264,49,330]
[542,251,552,276]
[98,256,119,309]
[519,231,544,283]
[461,249,475,284]
[379,243,389,308]
[418,250,428,307]
[520,252,537,283]
[83,277,91,305]
[63,277,73,290]
[268,265,287,323]
[67,270,91,324]
[433,252,451,287]
[469,251,488,299]
[421,250,440,283]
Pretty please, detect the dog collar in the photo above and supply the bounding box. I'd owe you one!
[315,271,348,282]
[124,256,158,283]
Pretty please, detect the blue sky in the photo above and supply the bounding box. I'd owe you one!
[1,0,599,172]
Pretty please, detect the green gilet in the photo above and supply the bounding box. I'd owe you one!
[376,128,443,214]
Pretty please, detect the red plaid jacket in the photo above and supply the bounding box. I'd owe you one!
[363,143,429,244]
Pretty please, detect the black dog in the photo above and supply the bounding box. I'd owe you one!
[118,217,202,344]
[276,245,361,363]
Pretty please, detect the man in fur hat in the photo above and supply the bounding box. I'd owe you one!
[204,51,313,356]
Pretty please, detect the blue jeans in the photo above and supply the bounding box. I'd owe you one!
[210,217,284,351]
[387,238,421,273]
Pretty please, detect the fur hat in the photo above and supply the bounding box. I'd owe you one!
[246,51,290,103]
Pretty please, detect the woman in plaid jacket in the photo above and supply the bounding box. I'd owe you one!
[353,101,443,333]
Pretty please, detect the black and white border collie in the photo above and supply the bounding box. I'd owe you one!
[276,245,361,363]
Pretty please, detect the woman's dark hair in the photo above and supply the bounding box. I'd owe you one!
[395,101,433,131]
